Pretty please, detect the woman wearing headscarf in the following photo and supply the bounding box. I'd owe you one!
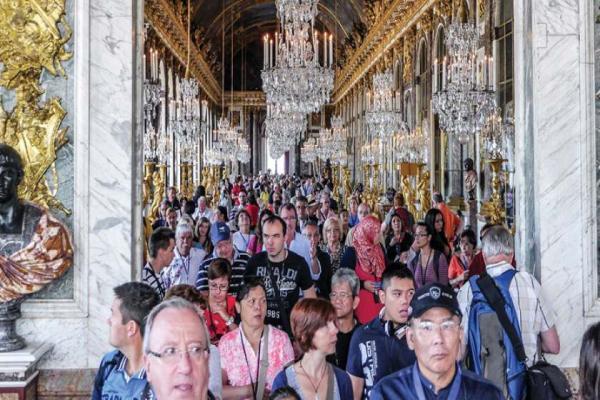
[352,215,387,324]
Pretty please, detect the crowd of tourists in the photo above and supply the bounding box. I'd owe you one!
[92,172,599,400]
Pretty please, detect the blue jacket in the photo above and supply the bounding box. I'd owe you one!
[346,315,416,398]
[371,363,505,400]
[92,350,151,400]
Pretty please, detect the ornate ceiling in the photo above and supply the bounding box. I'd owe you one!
[190,0,367,91]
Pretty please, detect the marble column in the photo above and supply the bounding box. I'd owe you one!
[17,0,144,381]
[513,0,598,368]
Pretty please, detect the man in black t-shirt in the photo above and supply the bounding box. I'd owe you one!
[244,215,316,336]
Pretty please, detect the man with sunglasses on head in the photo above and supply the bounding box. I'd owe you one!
[370,283,504,399]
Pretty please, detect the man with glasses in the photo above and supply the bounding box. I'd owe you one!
[92,282,160,400]
[144,297,215,400]
[294,195,310,231]
[370,283,503,399]
[347,265,417,400]
[327,269,361,369]
[317,192,336,224]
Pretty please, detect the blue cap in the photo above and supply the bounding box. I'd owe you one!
[408,283,462,320]
[210,222,231,245]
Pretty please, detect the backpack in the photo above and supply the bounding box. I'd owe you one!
[467,269,527,400]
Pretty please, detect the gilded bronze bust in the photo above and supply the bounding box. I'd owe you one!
[0,144,73,351]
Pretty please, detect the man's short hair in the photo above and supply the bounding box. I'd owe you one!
[166,207,177,216]
[175,222,194,238]
[263,215,287,236]
[295,195,308,204]
[148,227,175,258]
[113,282,160,338]
[481,225,513,257]
[381,263,416,291]
[165,284,206,309]
[331,268,360,297]
[279,203,298,219]
[433,192,444,204]
[143,297,206,354]
[302,219,319,231]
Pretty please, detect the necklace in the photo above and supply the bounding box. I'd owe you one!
[419,249,433,286]
[299,360,328,400]
[240,327,264,400]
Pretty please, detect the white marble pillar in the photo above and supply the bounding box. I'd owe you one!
[513,0,598,367]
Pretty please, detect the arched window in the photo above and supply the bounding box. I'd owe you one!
[415,39,429,124]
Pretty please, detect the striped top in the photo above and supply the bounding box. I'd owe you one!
[141,263,166,300]
[195,249,250,296]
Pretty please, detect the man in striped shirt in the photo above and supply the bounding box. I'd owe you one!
[196,221,249,297]
[142,227,175,300]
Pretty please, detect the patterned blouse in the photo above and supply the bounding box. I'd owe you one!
[218,324,294,398]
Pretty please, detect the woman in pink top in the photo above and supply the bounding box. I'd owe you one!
[353,215,386,324]
[219,278,294,400]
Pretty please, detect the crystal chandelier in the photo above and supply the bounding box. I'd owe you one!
[366,70,403,139]
[171,77,200,163]
[264,103,306,153]
[301,137,317,163]
[261,0,334,114]
[481,107,513,159]
[432,22,496,143]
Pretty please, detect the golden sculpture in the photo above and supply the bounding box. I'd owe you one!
[201,167,209,188]
[402,175,418,218]
[0,0,73,216]
[143,161,156,206]
[150,164,166,223]
[342,166,352,207]
[417,170,432,220]
[480,159,506,224]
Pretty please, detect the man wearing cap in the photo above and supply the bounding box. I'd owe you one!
[195,221,250,297]
[370,283,504,399]
[347,265,417,400]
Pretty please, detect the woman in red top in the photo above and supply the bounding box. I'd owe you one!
[353,215,386,324]
[204,258,238,344]
[448,229,478,289]
[245,193,260,229]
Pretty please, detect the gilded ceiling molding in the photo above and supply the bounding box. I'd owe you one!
[145,0,221,103]
[333,0,437,104]
[224,91,266,107]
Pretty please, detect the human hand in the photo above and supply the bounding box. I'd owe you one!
[363,281,377,293]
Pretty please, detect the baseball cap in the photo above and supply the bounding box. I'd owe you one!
[210,222,231,246]
[408,283,462,320]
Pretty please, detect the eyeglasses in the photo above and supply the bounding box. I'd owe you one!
[414,233,429,238]
[147,345,209,364]
[208,283,229,292]
[413,320,459,335]
[330,292,353,301]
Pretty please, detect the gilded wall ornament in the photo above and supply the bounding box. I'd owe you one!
[0,0,73,216]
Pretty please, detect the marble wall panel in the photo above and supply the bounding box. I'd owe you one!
[512,0,598,367]
[87,0,140,367]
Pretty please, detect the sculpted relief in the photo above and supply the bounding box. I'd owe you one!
[0,0,74,350]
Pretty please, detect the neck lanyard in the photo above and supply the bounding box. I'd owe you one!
[241,327,264,400]
[418,250,433,286]
[412,363,462,400]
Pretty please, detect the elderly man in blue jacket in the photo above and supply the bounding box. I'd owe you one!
[371,283,504,399]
